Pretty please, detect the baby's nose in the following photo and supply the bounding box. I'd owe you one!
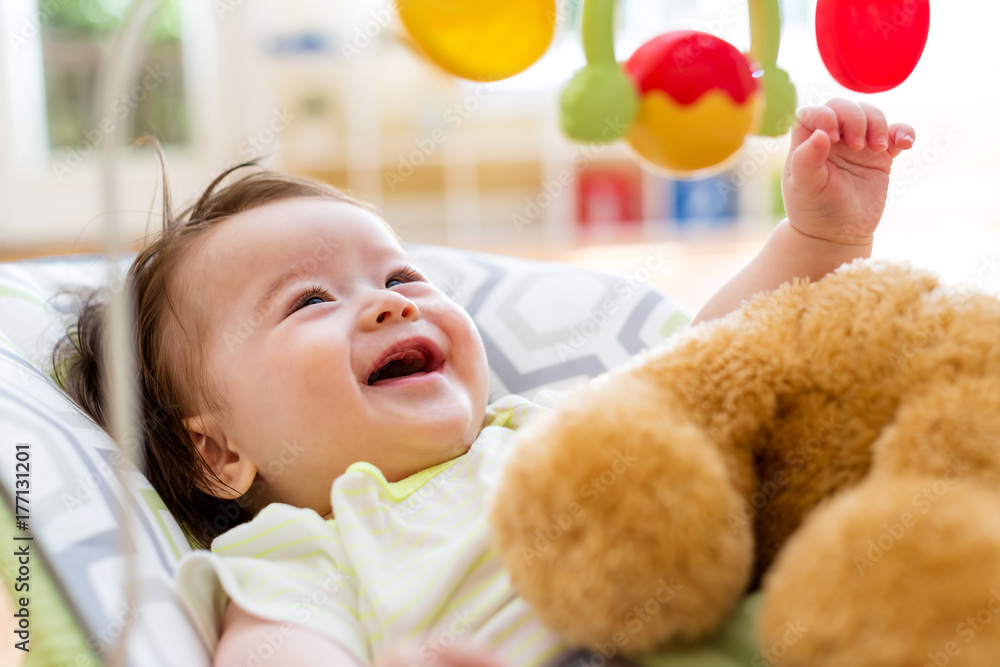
[366,291,419,326]
[375,304,415,323]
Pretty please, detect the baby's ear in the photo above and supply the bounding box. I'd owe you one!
[184,414,257,499]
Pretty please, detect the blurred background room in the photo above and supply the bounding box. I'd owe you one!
[0,0,998,315]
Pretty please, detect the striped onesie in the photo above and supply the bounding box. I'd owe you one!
[177,392,578,666]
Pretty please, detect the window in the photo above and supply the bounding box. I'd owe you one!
[39,0,189,150]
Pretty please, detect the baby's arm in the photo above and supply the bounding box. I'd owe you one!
[214,602,362,666]
[692,99,915,325]
[214,602,504,667]
[690,219,868,324]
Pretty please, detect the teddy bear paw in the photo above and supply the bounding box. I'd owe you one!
[759,476,1000,667]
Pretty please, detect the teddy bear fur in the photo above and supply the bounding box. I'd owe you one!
[489,258,1000,666]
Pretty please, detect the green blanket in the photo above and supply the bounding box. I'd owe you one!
[636,593,764,666]
[0,497,100,666]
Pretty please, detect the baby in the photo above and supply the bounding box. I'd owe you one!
[56,99,913,667]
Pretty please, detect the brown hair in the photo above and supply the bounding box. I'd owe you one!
[52,150,374,549]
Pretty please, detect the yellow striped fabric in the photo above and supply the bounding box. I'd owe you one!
[176,392,579,666]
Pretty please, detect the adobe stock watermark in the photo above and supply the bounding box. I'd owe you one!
[680,281,806,396]
[223,234,339,352]
[7,0,65,53]
[575,578,684,667]
[60,399,179,511]
[853,458,970,575]
[668,31,730,72]
[751,619,809,667]
[691,0,753,36]
[232,565,352,667]
[544,0,574,26]
[52,65,170,182]
[384,82,498,192]
[88,601,142,659]
[554,245,671,361]
[726,416,845,532]
[233,622,298,667]
[395,463,450,521]
[417,272,474,319]
[677,336,745,407]
[340,5,395,62]
[66,600,144,666]
[414,609,480,663]
[888,253,1000,373]
[214,0,247,20]
[511,117,628,234]
[874,125,959,218]
[923,589,1000,667]
[236,107,297,161]
[876,0,929,40]
[436,273,472,302]
[200,439,305,538]
[290,565,351,622]
[519,448,638,564]
[715,82,840,202]
[953,254,1000,299]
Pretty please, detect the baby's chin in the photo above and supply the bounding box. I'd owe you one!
[403,441,474,479]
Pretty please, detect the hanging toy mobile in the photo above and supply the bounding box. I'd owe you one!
[560,0,797,175]
[393,0,929,177]
[394,0,796,176]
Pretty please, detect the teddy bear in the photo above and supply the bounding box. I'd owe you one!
[489,258,1000,666]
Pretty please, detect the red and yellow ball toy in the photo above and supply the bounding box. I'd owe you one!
[554,0,789,176]
[624,31,760,174]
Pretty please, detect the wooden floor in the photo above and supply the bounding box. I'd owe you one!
[0,242,113,262]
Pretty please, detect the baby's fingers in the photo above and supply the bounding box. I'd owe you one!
[825,97,868,150]
[788,128,832,195]
[887,123,916,158]
[791,104,839,151]
[858,101,891,151]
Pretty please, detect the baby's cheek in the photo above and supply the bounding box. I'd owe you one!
[452,315,490,395]
[460,320,488,365]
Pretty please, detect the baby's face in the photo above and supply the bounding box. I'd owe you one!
[181,197,490,517]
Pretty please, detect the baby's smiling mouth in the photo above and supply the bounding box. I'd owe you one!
[365,337,444,386]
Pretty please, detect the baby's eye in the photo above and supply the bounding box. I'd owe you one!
[302,295,325,308]
[386,265,425,288]
[289,286,332,314]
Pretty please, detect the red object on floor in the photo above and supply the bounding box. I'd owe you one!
[577,168,642,226]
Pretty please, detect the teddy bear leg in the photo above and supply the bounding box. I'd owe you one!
[491,370,756,654]
[758,376,1000,666]
[757,474,1000,666]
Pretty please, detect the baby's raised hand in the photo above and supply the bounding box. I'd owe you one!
[781,98,915,246]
